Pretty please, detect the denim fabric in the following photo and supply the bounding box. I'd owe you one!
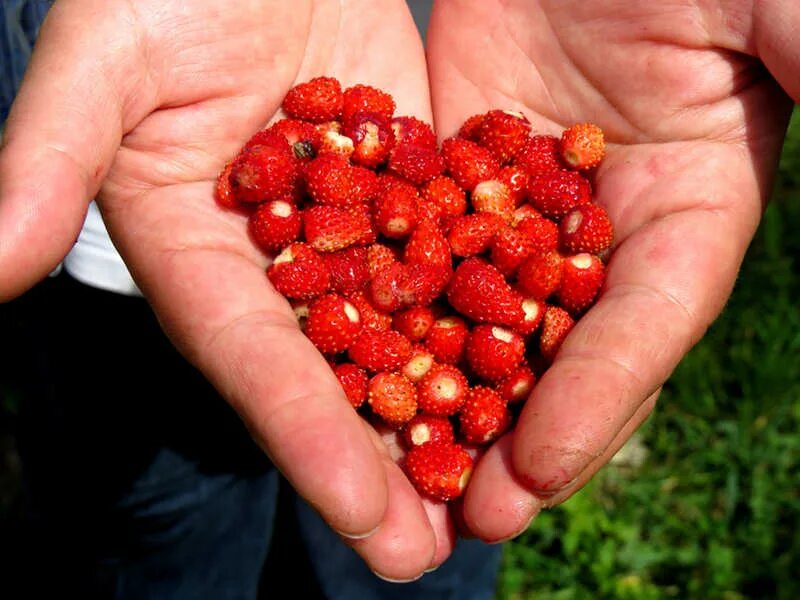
[1,0,52,123]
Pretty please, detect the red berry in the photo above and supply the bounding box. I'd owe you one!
[333,362,369,409]
[388,143,445,186]
[391,116,438,151]
[423,316,469,366]
[476,109,531,164]
[458,113,486,141]
[215,159,237,209]
[527,169,592,220]
[401,344,436,383]
[496,364,536,404]
[393,306,436,342]
[465,325,526,382]
[249,200,302,253]
[556,253,605,314]
[342,84,396,122]
[516,213,560,254]
[265,118,320,160]
[516,251,564,300]
[404,442,473,501]
[349,330,413,372]
[345,290,392,332]
[342,111,396,168]
[417,364,469,416]
[366,243,401,278]
[446,212,505,258]
[514,297,546,336]
[471,179,514,222]
[305,294,362,355]
[402,414,455,448]
[497,165,530,206]
[560,123,605,170]
[373,183,419,239]
[323,246,370,295]
[458,387,511,445]
[539,305,575,362]
[514,135,563,176]
[560,204,614,254]
[303,205,368,253]
[420,176,467,220]
[229,144,300,204]
[368,371,417,428]
[267,243,331,300]
[490,225,536,277]
[446,258,525,327]
[283,76,343,123]
[304,155,355,207]
[350,165,380,205]
[441,137,501,191]
[403,218,452,270]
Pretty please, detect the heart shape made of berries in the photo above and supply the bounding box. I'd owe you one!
[215,77,613,502]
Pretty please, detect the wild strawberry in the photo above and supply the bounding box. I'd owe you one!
[393,306,436,342]
[514,134,563,176]
[539,305,575,362]
[347,202,378,246]
[417,364,469,416]
[368,262,406,313]
[490,225,536,277]
[373,183,419,239]
[446,212,505,257]
[265,118,320,160]
[401,344,436,382]
[303,205,366,253]
[350,165,380,205]
[395,263,450,308]
[496,364,536,404]
[348,330,413,372]
[465,325,525,382]
[342,111,395,168]
[333,362,368,409]
[249,200,302,254]
[458,387,511,445]
[560,204,614,254]
[229,144,300,204]
[366,243,401,278]
[471,179,515,222]
[527,169,592,220]
[458,113,486,141]
[304,155,355,207]
[441,138,500,191]
[323,246,370,295]
[368,371,417,428]
[267,243,330,300]
[215,159,237,209]
[497,165,530,206]
[516,251,564,300]
[317,128,355,159]
[560,122,605,170]
[342,84,396,121]
[446,258,525,326]
[514,297,546,336]
[291,300,310,330]
[402,414,455,448]
[516,214,560,254]
[345,290,392,332]
[556,253,605,314]
[424,316,469,365]
[404,218,452,269]
[305,293,362,355]
[510,204,541,227]
[420,176,467,219]
[404,442,473,501]
[388,143,445,186]
[391,116,438,151]
[476,109,531,164]
[282,76,343,123]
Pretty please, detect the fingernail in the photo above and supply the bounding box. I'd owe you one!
[424,565,440,574]
[335,523,381,540]
[372,570,424,583]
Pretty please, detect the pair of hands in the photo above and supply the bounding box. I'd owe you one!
[1,0,797,582]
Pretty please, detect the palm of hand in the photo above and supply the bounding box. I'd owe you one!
[425,0,793,540]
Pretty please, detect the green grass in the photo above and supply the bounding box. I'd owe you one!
[498,108,800,599]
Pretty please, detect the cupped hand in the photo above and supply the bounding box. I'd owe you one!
[426,0,799,541]
[0,0,449,580]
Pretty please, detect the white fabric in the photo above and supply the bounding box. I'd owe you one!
[62,202,142,296]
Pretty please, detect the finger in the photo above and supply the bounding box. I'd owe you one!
[103,181,389,538]
[461,391,657,541]
[511,145,761,497]
[0,1,156,300]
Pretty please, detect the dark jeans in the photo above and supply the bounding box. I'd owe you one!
[4,273,502,599]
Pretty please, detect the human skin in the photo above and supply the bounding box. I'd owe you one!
[1,0,799,583]
[426,0,799,542]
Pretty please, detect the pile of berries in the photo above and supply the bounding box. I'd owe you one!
[216,77,612,502]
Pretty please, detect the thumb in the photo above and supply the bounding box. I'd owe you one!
[0,1,154,300]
